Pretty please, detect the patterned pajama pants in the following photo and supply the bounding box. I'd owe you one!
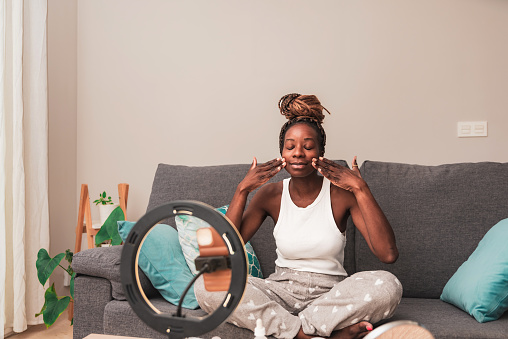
[194,266,403,339]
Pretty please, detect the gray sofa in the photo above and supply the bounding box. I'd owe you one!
[73,160,508,339]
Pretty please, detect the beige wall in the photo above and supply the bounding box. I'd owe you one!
[48,0,78,293]
[49,0,508,277]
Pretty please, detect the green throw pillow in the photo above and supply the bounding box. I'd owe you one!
[117,220,199,309]
[440,218,508,323]
[175,204,263,278]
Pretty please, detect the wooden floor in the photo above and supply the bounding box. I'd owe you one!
[5,310,72,339]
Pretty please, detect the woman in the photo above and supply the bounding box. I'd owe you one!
[195,93,402,339]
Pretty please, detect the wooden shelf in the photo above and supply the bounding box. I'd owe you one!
[74,183,129,253]
[71,183,129,321]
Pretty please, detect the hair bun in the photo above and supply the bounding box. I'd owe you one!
[278,93,329,124]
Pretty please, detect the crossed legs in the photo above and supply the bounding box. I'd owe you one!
[194,267,402,339]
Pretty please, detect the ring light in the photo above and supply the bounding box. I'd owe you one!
[121,201,248,339]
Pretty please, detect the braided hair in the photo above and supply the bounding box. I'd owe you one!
[278,93,330,156]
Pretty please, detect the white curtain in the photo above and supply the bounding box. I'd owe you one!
[1,0,49,337]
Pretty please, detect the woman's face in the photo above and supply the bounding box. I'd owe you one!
[281,123,321,177]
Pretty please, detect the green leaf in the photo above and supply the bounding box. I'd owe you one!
[66,264,74,277]
[94,206,125,246]
[36,249,65,286]
[35,300,47,318]
[40,284,70,328]
[102,191,106,198]
[94,225,109,245]
[64,249,73,264]
[70,272,76,300]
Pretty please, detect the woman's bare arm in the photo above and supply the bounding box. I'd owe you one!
[313,156,398,263]
[348,185,398,263]
[226,157,285,241]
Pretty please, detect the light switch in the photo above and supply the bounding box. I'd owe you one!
[457,121,487,137]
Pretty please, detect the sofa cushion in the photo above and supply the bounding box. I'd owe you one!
[146,163,255,223]
[145,161,354,277]
[386,298,508,339]
[355,161,508,298]
[175,204,263,278]
[440,218,508,323]
[117,221,199,309]
[103,299,276,339]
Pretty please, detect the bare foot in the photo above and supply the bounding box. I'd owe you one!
[295,322,373,339]
[329,322,373,339]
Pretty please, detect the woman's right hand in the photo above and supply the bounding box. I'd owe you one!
[239,157,286,193]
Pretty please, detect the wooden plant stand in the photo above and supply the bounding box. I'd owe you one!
[70,183,129,320]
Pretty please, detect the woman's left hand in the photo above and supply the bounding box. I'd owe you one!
[312,156,364,193]
[315,156,399,263]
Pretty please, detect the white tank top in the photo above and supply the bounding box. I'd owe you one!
[273,177,347,276]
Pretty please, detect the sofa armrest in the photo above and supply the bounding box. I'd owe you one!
[72,245,159,300]
[73,275,112,339]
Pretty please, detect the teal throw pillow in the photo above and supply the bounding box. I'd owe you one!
[175,204,263,278]
[440,218,508,323]
[117,220,199,309]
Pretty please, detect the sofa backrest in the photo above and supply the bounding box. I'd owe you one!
[355,161,508,299]
[145,161,354,278]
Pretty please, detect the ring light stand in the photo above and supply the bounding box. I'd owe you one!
[121,201,248,339]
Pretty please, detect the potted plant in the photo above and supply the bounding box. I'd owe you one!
[35,249,75,327]
[35,207,125,328]
[92,190,125,247]
[93,191,119,225]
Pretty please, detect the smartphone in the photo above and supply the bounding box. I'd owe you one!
[195,227,232,292]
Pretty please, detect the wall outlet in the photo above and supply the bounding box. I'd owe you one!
[457,121,487,137]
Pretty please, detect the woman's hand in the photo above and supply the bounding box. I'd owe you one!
[239,157,286,193]
[227,157,285,240]
[312,156,364,193]
[314,156,399,263]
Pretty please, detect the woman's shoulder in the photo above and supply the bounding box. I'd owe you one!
[256,181,283,197]
[249,181,283,205]
[330,183,356,208]
[247,181,283,218]
[254,181,283,219]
